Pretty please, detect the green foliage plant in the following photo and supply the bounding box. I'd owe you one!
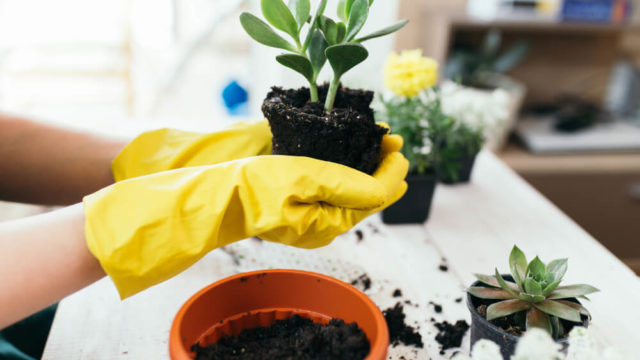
[240,0,407,110]
[445,29,529,87]
[467,245,599,339]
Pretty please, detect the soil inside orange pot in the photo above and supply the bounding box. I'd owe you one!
[191,314,369,360]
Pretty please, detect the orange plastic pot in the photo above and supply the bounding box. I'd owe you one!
[169,269,389,360]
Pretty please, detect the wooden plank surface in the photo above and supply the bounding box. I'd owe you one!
[42,151,640,359]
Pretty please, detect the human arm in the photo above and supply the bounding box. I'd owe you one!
[0,113,125,205]
[0,204,105,329]
[1,137,407,327]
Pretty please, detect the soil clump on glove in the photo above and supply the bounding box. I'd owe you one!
[262,85,387,174]
[192,314,369,360]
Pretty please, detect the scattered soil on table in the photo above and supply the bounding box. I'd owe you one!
[354,230,364,242]
[434,320,470,355]
[455,297,462,303]
[262,85,387,175]
[383,303,424,348]
[392,289,403,298]
[192,315,369,360]
[429,301,443,313]
[438,264,448,272]
[350,274,372,291]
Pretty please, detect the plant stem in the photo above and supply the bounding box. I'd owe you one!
[309,80,318,102]
[324,75,340,110]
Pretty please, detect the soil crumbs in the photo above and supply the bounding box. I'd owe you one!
[350,274,372,291]
[434,320,470,355]
[192,315,369,360]
[383,303,424,348]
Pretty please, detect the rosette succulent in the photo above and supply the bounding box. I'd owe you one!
[240,0,407,110]
[467,246,599,339]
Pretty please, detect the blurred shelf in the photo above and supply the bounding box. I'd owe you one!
[499,140,640,174]
[449,15,640,33]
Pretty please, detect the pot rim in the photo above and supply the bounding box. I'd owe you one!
[466,276,587,344]
[169,269,389,360]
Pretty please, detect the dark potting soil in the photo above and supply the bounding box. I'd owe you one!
[476,304,525,336]
[261,85,388,174]
[192,315,369,360]
[434,320,470,355]
[429,301,443,313]
[354,229,364,242]
[392,289,403,298]
[383,303,424,348]
[350,274,372,291]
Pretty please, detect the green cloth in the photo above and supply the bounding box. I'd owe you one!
[0,304,57,360]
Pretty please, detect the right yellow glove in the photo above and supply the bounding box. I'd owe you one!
[84,137,408,299]
[112,120,272,181]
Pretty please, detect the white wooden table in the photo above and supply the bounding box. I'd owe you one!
[42,151,640,359]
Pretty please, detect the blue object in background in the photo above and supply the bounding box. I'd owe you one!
[561,0,615,22]
[221,80,249,116]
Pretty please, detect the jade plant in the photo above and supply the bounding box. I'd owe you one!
[467,246,599,339]
[240,0,407,110]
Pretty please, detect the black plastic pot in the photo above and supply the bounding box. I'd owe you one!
[382,173,437,224]
[466,275,589,360]
[439,154,477,184]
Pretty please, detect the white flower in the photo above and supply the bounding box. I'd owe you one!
[439,81,511,135]
[471,340,502,360]
[512,328,562,360]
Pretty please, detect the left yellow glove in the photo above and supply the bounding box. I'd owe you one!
[112,120,272,181]
[85,139,408,299]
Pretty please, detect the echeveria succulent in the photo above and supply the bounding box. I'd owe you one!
[240,0,407,110]
[467,245,599,339]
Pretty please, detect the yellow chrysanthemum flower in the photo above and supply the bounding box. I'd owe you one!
[384,49,438,97]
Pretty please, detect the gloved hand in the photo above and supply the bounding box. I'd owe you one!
[112,120,272,181]
[85,135,408,299]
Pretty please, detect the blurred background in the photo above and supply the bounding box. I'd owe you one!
[0,0,638,272]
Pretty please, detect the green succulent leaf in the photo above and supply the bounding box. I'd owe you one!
[467,287,517,300]
[548,284,600,300]
[509,245,527,288]
[289,0,311,29]
[276,54,314,81]
[337,0,348,22]
[495,269,520,298]
[336,22,347,43]
[346,0,369,41]
[519,292,546,303]
[474,273,520,292]
[526,307,552,335]
[301,0,327,51]
[325,42,368,79]
[524,277,543,296]
[261,0,300,39]
[555,300,592,320]
[240,13,297,52]
[543,280,562,296]
[308,30,328,74]
[550,315,565,339]
[546,258,568,282]
[482,29,501,58]
[486,299,531,321]
[355,20,408,42]
[526,256,546,278]
[318,16,338,44]
[344,0,355,17]
[534,300,581,323]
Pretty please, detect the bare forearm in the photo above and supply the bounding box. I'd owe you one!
[0,114,126,205]
[0,204,105,328]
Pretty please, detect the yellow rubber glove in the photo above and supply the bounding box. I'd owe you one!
[112,120,272,181]
[84,137,408,299]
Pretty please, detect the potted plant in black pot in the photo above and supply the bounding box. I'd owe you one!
[437,122,484,185]
[444,29,528,150]
[466,245,599,360]
[375,50,440,224]
[240,0,408,174]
